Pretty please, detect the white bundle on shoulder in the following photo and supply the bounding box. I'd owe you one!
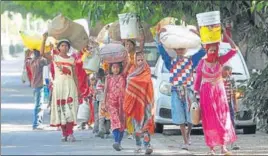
[160,25,201,50]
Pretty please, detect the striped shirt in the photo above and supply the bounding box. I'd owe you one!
[223,77,236,103]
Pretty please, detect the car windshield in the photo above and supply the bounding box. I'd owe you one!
[162,48,246,75]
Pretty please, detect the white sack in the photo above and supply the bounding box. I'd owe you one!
[160,25,201,50]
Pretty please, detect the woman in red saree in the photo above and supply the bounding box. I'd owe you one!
[124,52,154,155]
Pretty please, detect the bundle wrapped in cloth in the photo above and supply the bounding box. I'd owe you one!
[160,25,201,49]
[150,17,178,39]
[96,23,113,44]
[99,43,127,63]
[48,14,89,51]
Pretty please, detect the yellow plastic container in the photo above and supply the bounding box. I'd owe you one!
[199,24,221,44]
[196,11,221,44]
[19,31,53,53]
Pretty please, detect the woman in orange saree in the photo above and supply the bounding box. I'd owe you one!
[123,52,154,155]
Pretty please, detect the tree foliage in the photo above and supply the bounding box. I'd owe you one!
[243,66,268,133]
[0,1,259,26]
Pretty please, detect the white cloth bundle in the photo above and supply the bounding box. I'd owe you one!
[160,25,201,50]
[99,43,127,63]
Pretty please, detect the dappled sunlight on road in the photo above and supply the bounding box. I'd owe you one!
[1,124,58,132]
[1,103,35,110]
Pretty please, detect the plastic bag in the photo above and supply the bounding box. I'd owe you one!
[77,100,90,121]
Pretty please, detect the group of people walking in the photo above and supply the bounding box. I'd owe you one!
[24,23,240,155]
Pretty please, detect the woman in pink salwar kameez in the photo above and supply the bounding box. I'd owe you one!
[194,30,237,155]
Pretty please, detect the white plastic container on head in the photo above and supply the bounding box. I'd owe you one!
[196,11,221,26]
[118,13,139,39]
[196,11,222,44]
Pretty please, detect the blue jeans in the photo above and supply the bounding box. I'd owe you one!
[33,87,44,128]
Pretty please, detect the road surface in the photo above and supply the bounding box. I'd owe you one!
[1,53,268,155]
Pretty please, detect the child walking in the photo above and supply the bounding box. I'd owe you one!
[222,65,240,150]
[124,51,154,154]
[95,68,111,138]
[104,62,126,151]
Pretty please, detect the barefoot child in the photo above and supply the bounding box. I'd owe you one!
[104,62,126,151]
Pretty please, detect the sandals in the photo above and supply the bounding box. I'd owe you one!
[113,143,121,151]
[67,134,76,142]
[181,144,189,150]
[207,149,216,155]
[145,145,153,155]
[221,150,232,156]
[221,147,232,155]
[61,136,67,142]
[134,146,142,153]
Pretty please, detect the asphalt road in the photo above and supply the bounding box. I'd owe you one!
[1,53,268,155]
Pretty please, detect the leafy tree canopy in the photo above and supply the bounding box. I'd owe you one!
[2,0,266,28]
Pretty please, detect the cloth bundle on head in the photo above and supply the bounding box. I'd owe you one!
[48,14,89,51]
[108,21,121,41]
[96,23,113,44]
[150,17,178,39]
[160,25,201,50]
[99,43,127,63]
[204,42,220,63]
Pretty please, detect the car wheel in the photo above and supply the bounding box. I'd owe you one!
[243,125,256,134]
[155,123,163,133]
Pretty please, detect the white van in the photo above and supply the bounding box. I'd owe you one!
[152,42,257,134]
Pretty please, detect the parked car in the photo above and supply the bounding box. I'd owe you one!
[152,42,257,134]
